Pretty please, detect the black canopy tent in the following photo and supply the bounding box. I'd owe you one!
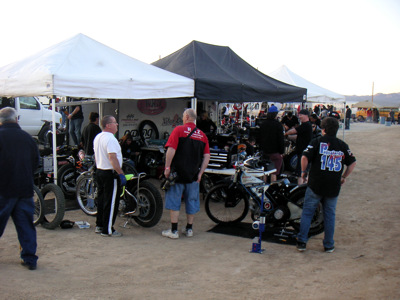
[152,41,307,103]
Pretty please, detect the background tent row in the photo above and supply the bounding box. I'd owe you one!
[152,41,307,103]
[268,65,345,103]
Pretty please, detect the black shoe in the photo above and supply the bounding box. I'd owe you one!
[324,246,335,253]
[21,261,37,270]
[296,241,307,252]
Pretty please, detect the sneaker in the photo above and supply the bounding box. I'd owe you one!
[182,228,193,237]
[101,231,123,237]
[21,261,37,270]
[95,226,103,234]
[162,229,179,239]
[324,246,335,253]
[296,241,307,252]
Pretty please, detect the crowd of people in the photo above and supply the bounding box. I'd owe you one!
[0,102,358,272]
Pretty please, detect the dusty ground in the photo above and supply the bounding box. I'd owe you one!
[1,122,399,300]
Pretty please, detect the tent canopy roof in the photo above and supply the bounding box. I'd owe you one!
[269,65,345,103]
[0,33,194,99]
[152,41,306,103]
[351,100,382,108]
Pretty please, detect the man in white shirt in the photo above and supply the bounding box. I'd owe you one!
[93,115,126,237]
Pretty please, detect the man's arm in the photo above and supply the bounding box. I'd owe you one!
[197,153,211,183]
[341,161,356,185]
[300,155,309,182]
[164,147,176,177]
[108,153,123,175]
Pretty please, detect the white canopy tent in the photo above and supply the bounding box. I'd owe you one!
[269,65,345,103]
[0,33,194,182]
[0,33,194,99]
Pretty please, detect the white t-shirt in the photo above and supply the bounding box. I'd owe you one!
[93,132,122,170]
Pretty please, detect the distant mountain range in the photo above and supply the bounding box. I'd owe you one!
[345,93,400,107]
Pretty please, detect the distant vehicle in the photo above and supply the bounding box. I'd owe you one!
[0,96,62,137]
[355,107,399,122]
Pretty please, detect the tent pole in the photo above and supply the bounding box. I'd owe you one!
[191,97,197,113]
[51,95,58,184]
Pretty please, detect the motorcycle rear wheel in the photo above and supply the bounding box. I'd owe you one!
[289,189,324,236]
[130,181,163,227]
[57,163,77,198]
[205,183,249,224]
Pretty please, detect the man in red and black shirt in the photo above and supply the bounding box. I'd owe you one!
[162,109,210,239]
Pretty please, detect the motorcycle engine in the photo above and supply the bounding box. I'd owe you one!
[272,206,290,221]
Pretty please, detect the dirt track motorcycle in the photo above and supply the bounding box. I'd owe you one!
[204,157,324,236]
[75,163,163,228]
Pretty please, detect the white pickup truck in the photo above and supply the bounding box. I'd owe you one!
[0,96,62,140]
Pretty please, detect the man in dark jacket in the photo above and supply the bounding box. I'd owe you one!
[0,107,40,270]
[284,109,313,184]
[81,112,101,157]
[259,105,284,182]
[296,117,356,253]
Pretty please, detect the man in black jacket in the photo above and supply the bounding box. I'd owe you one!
[81,112,101,158]
[0,107,40,270]
[284,109,313,184]
[259,105,284,182]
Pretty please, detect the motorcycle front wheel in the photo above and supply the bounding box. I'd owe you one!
[289,188,325,236]
[33,185,45,226]
[205,183,249,224]
[76,174,98,216]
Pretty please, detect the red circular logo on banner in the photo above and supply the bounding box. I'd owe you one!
[137,99,166,115]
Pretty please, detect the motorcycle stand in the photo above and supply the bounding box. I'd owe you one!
[273,227,297,243]
[249,216,266,254]
[119,216,137,229]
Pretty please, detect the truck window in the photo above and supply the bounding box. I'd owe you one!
[19,97,40,110]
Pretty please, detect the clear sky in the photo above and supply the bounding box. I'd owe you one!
[0,0,399,96]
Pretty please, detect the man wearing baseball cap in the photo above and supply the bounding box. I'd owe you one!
[284,109,313,184]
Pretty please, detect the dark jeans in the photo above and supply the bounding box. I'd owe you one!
[0,195,38,265]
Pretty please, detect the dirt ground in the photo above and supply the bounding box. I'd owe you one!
[1,122,399,300]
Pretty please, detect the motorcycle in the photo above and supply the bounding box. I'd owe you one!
[204,156,324,236]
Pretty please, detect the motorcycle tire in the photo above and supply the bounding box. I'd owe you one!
[41,183,66,230]
[289,188,324,236]
[205,183,249,224]
[57,163,77,198]
[76,174,98,216]
[131,180,163,227]
[33,185,45,226]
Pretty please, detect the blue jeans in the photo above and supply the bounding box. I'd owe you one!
[165,182,200,214]
[69,118,83,146]
[0,196,38,265]
[297,187,338,249]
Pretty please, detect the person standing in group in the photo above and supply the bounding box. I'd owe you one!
[345,105,352,130]
[197,111,217,138]
[389,109,395,124]
[68,100,84,146]
[0,107,40,270]
[93,115,126,237]
[81,112,101,158]
[259,105,284,182]
[296,117,356,253]
[284,109,313,184]
[162,108,210,239]
[281,111,299,131]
